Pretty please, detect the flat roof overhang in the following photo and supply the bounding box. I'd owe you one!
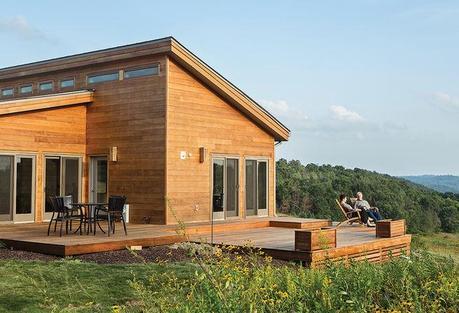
[0,90,94,116]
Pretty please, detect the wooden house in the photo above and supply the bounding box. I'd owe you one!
[0,37,289,225]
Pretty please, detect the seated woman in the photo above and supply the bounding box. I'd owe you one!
[339,194,371,226]
[354,192,383,225]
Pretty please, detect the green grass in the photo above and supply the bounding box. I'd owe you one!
[0,237,458,313]
[0,259,195,313]
[412,233,459,262]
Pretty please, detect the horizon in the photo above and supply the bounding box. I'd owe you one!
[1,0,458,176]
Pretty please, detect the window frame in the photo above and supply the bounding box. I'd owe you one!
[123,63,160,80]
[1,87,15,98]
[38,80,54,93]
[59,77,76,90]
[19,84,33,95]
[87,71,120,85]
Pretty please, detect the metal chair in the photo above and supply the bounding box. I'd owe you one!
[47,196,83,236]
[95,195,127,236]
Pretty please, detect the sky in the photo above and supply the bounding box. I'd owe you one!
[1,0,458,176]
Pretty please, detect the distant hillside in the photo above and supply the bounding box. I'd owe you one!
[401,175,459,194]
[276,159,459,233]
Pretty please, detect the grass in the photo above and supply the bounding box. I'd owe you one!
[0,235,458,313]
[412,232,459,262]
[0,259,195,313]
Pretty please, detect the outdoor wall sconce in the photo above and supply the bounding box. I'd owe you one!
[110,146,118,162]
[199,147,207,163]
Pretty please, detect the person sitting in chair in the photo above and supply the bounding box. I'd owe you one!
[354,192,383,225]
[339,194,370,226]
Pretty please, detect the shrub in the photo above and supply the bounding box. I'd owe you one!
[129,245,459,313]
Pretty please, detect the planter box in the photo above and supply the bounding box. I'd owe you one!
[295,227,337,251]
[376,219,406,238]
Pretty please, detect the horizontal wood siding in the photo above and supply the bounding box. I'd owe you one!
[166,59,275,224]
[0,105,87,222]
[0,55,168,224]
[85,56,167,224]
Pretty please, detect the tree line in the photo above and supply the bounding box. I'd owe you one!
[276,159,459,233]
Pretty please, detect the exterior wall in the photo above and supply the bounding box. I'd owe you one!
[0,55,168,224]
[0,105,87,222]
[166,59,275,224]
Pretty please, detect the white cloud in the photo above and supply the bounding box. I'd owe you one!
[259,99,309,129]
[0,16,51,41]
[431,92,459,110]
[329,105,364,122]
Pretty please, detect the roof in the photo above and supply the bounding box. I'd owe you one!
[0,37,290,141]
[0,90,94,116]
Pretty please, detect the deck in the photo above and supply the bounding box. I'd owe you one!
[0,217,411,266]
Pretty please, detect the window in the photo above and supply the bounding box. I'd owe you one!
[20,85,33,94]
[1,88,14,97]
[87,72,119,84]
[60,78,75,89]
[39,81,53,92]
[124,65,159,79]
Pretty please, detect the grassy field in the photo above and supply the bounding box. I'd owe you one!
[0,259,196,313]
[412,233,459,262]
[0,236,457,313]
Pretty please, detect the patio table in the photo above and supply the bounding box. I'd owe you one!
[71,203,108,235]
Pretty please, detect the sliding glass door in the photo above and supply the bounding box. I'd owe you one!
[44,156,81,220]
[0,156,14,221]
[245,159,268,217]
[212,157,239,220]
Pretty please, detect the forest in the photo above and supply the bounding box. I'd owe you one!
[276,159,459,233]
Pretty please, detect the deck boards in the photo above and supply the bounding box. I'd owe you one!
[0,217,411,266]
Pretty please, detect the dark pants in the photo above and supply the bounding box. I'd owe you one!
[366,209,382,221]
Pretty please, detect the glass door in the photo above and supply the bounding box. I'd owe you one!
[0,156,14,221]
[226,158,239,218]
[212,157,239,220]
[245,159,268,217]
[13,156,35,222]
[44,156,81,220]
[212,158,225,220]
[44,157,60,220]
[90,157,108,203]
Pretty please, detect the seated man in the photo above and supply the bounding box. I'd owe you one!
[354,192,383,224]
[339,194,371,226]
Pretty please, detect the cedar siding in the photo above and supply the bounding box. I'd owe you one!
[0,37,288,224]
[166,59,275,223]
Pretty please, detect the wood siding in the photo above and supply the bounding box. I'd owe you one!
[0,105,87,222]
[0,55,168,224]
[166,59,275,224]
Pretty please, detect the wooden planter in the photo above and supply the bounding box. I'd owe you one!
[295,227,337,251]
[376,219,406,238]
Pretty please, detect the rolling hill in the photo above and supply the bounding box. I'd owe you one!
[401,175,459,194]
[276,159,459,233]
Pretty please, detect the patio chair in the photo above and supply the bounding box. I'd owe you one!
[95,195,127,236]
[47,196,83,236]
[335,199,363,228]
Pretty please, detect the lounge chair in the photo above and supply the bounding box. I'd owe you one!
[335,199,363,227]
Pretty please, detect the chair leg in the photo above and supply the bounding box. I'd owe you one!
[121,216,127,235]
[107,213,111,237]
[54,213,59,232]
[47,212,55,236]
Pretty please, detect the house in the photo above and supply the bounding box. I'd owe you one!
[0,37,289,225]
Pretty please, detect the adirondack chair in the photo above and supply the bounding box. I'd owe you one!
[336,199,363,227]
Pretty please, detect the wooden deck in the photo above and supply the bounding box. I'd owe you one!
[0,217,411,266]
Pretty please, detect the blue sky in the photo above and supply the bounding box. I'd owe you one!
[1,0,458,175]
